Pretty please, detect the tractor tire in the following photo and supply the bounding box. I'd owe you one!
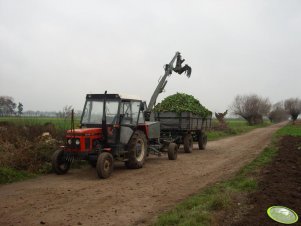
[198,133,208,150]
[168,143,178,160]
[183,134,193,153]
[52,149,71,175]
[96,152,114,179]
[125,130,148,169]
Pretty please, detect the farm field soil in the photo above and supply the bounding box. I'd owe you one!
[221,135,301,226]
[0,122,286,226]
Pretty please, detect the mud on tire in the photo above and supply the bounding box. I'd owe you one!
[52,149,71,175]
[96,152,114,179]
[183,134,193,153]
[198,132,207,150]
[168,143,178,160]
[125,130,148,169]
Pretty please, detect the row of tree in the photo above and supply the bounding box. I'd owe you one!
[231,94,301,125]
[0,96,80,118]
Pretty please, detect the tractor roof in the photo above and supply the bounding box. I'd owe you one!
[119,93,143,101]
[86,93,143,101]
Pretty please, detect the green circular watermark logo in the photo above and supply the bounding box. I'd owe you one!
[267,206,298,224]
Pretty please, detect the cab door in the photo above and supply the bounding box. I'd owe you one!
[119,100,141,144]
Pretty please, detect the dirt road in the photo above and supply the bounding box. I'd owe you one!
[0,123,285,226]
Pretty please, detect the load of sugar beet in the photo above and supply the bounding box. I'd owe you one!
[154,93,212,118]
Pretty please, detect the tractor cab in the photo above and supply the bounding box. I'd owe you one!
[81,93,146,128]
[82,94,145,126]
[66,93,146,154]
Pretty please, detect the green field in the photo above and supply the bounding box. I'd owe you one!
[275,123,301,137]
[0,116,80,131]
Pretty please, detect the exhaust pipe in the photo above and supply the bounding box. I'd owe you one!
[102,91,108,147]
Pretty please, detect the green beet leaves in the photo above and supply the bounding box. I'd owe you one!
[154,93,212,118]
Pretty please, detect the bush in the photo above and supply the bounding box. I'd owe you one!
[0,122,61,174]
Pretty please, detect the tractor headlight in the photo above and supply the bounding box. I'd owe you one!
[67,139,72,145]
[75,139,80,146]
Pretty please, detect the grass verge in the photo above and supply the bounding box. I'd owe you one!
[0,167,35,184]
[207,120,271,141]
[153,123,295,226]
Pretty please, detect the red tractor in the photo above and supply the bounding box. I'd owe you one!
[52,52,192,178]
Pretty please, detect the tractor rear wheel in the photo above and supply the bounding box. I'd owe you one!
[183,134,193,153]
[198,133,208,150]
[168,143,178,160]
[96,152,114,179]
[125,130,148,169]
[52,149,71,175]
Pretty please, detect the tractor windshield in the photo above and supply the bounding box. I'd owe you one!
[81,100,119,124]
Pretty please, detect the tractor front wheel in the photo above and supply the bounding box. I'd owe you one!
[52,149,71,175]
[96,152,114,179]
[168,143,178,160]
[125,130,148,169]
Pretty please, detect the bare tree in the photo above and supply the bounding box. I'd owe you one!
[57,105,73,119]
[268,101,289,123]
[231,94,271,125]
[284,98,301,122]
[75,110,82,118]
[0,96,16,116]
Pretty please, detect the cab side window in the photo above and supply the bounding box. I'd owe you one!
[131,101,141,125]
[120,102,132,125]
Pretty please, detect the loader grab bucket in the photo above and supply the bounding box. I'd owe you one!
[173,53,192,77]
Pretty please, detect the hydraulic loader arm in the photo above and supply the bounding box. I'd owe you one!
[145,52,191,120]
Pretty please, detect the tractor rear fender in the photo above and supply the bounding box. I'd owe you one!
[136,125,149,139]
[137,121,160,140]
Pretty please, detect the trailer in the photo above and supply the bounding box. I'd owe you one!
[155,112,211,153]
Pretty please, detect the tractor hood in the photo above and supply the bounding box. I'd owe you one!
[66,128,101,136]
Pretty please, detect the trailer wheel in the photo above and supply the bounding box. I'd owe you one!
[183,134,193,153]
[125,130,148,169]
[96,152,114,179]
[198,133,208,150]
[52,149,71,175]
[168,143,178,160]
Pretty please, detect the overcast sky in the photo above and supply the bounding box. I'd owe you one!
[0,0,300,113]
